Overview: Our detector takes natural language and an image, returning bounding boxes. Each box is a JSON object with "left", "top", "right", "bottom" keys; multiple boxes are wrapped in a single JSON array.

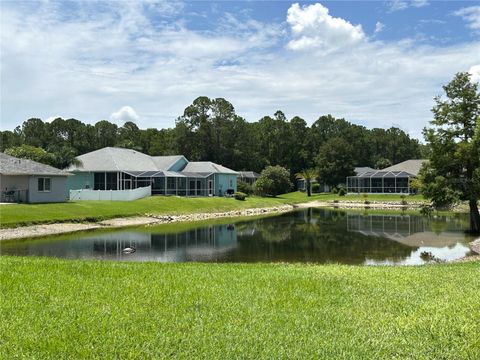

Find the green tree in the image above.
[
  {"left": 0, "top": 130, "right": 22, "bottom": 151},
  {"left": 295, "top": 169, "right": 318, "bottom": 197},
  {"left": 5, "top": 145, "right": 56, "bottom": 166},
  {"left": 374, "top": 158, "right": 392, "bottom": 169},
  {"left": 21, "top": 118, "right": 46, "bottom": 147},
  {"left": 420, "top": 72, "right": 480, "bottom": 233},
  {"left": 254, "top": 166, "right": 292, "bottom": 197},
  {"left": 316, "top": 137, "right": 355, "bottom": 187},
  {"left": 94, "top": 120, "right": 118, "bottom": 149}
]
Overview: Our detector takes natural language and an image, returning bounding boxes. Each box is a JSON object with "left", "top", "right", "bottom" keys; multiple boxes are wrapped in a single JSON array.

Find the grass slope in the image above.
[
  {"left": 0, "top": 192, "right": 424, "bottom": 228},
  {"left": 1, "top": 257, "right": 478, "bottom": 359}
]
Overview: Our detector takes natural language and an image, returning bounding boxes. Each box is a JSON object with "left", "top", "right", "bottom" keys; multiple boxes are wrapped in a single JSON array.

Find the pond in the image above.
[{"left": 1, "top": 208, "right": 475, "bottom": 265}]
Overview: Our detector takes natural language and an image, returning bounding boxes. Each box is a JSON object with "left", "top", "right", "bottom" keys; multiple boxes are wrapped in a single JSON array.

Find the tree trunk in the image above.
[
  {"left": 469, "top": 199, "right": 480, "bottom": 234},
  {"left": 307, "top": 180, "right": 311, "bottom": 197}
]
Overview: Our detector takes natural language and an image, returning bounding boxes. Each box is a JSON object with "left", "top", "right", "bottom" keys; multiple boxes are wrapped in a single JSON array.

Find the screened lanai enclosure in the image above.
[
  {"left": 93, "top": 171, "right": 216, "bottom": 196},
  {"left": 346, "top": 170, "right": 414, "bottom": 194}
]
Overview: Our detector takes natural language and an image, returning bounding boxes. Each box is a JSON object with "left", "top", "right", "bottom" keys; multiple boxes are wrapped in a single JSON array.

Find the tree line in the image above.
[{"left": 0, "top": 96, "right": 424, "bottom": 185}]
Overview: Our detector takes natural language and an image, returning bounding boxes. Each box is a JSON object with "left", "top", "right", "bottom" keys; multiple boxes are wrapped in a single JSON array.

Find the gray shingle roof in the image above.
[
  {"left": 354, "top": 167, "right": 376, "bottom": 176},
  {"left": 67, "top": 147, "right": 238, "bottom": 175},
  {"left": 382, "top": 159, "right": 427, "bottom": 176},
  {"left": 67, "top": 147, "right": 186, "bottom": 172},
  {"left": 152, "top": 155, "right": 186, "bottom": 170},
  {"left": 182, "top": 161, "right": 238, "bottom": 174},
  {"left": 0, "top": 153, "right": 70, "bottom": 176}
]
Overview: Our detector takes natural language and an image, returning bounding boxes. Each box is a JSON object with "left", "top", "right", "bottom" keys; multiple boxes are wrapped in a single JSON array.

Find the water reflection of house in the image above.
[
  {"left": 346, "top": 214, "right": 466, "bottom": 247},
  {"left": 90, "top": 225, "right": 238, "bottom": 262}
]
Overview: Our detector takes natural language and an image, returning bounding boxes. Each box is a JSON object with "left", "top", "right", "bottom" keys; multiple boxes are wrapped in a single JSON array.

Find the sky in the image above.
[{"left": 1, "top": 0, "right": 479, "bottom": 139}]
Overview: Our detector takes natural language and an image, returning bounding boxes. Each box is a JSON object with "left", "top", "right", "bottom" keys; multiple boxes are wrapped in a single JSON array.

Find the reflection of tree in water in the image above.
[
  {"left": 233, "top": 208, "right": 413, "bottom": 264},
  {"left": 429, "top": 218, "right": 449, "bottom": 235}
]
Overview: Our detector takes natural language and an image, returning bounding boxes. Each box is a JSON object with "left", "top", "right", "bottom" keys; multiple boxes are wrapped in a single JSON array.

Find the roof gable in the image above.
[
  {"left": 68, "top": 147, "right": 158, "bottom": 172},
  {"left": 382, "top": 159, "right": 427, "bottom": 176},
  {"left": 183, "top": 161, "right": 238, "bottom": 174},
  {"left": 0, "top": 153, "right": 70, "bottom": 176}
]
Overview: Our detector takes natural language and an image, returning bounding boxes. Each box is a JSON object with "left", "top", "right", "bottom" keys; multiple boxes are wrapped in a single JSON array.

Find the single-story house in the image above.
[
  {"left": 0, "top": 153, "right": 71, "bottom": 203},
  {"left": 346, "top": 159, "right": 426, "bottom": 194},
  {"left": 237, "top": 171, "right": 260, "bottom": 185},
  {"left": 66, "top": 147, "right": 238, "bottom": 197}
]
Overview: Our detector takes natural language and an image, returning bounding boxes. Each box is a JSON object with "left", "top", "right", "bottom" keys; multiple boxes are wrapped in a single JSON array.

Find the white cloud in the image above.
[
  {"left": 1, "top": 1, "right": 479, "bottom": 141},
  {"left": 375, "top": 21, "right": 385, "bottom": 34},
  {"left": 454, "top": 6, "right": 480, "bottom": 30},
  {"left": 469, "top": 65, "right": 480, "bottom": 83},
  {"left": 388, "top": 0, "right": 429, "bottom": 12},
  {"left": 286, "top": 3, "right": 365, "bottom": 51},
  {"left": 110, "top": 106, "right": 139, "bottom": 123}
]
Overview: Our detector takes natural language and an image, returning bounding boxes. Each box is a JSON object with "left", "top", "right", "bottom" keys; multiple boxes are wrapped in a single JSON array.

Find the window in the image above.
[
  {"left": 94, "top": 173, "right": 105, "bottom": 190},
  {"left": 38, "top": 177, "right": 51, "bottom": 192}
]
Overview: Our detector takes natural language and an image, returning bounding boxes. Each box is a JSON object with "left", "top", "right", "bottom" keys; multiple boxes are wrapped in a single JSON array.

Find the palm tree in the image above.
[{"left": 295, "top": 169, "right": 318, "bottom": 197}]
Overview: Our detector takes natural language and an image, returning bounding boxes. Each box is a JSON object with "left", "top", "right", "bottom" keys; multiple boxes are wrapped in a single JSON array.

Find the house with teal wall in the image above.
[{"left": 66, "top": 147, "right": 238, "bottom": 197}]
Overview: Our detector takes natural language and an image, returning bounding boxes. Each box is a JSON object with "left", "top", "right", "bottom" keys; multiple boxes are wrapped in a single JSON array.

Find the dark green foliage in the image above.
[
  {"left": 311, "top": 183, "right": 320, "bottom": 193},
  {"left": 255, "top": 166, "right": 292, "bottom": 197},
  {"left": 420, "top": 204, "right": 434, "bottom": 216},
  {"left": 375, "top": 157, "right": 392, "bottom": 169},
  {"left": 316, "top": 137, "right": 355, "bottom": 187},
  {"left": 234, "top": 192, "right": 247, "bottom": 201},
  {"left": 338, "top": 187, "right": 347, "bottom": 196},
  {"left": 237, "top": 180, "right": 253, "bottom": 195},
  {"left": 420, "top": 72, "right": 480, "bottom": 232}
]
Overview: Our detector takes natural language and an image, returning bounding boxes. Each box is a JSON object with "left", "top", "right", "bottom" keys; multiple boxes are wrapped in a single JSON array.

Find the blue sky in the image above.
[{"left": 1, "top": 1, "right": 479, "bottom": 139}]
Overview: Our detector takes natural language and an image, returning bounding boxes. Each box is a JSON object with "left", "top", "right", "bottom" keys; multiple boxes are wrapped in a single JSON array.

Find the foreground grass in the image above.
[
  {"left": 1, "top": 257, "right": 478, "bottom": 359},
  {"left": 0, "top": 192, "right": 424, "bottom": 228}
]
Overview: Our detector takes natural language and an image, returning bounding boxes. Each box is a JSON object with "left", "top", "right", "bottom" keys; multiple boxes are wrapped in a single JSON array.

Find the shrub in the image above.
[
  {"left": 331, "top": 187, "right": 338, "bottom": 194},
  {"left": 420, "top": 204, "right": 434, "bottom": 216},
  {"left": 254, "top": 166, "right": 292, "bottom": 197},
  {"left": 311, "top": 183, "right": 320, "bottom": 193},
  {"left": 237, "top": 180, "right": 253, "bottom": 195},
  {"left": 234, "top": 192, "right": 246, "bottom": 201},
  {"left": 338, "top": 187, "right": 347, "bottom": 196}
]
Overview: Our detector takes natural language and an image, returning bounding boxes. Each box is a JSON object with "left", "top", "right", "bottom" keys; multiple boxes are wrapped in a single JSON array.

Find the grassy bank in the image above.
[
  {"left": 0, "top": 257, "right": 478, "bottom": 359},
  {"left": 0, "top": 192, "right": 424, "bottom": 228}
]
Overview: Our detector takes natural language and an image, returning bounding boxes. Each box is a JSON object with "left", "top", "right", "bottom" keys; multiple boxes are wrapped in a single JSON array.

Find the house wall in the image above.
[
  {"left": 0, "top": 174, "right": 30, "bottom": 191},
  {"left": 28, "top": 175, "right": 68, "bottom": 203},
  {"left": 168, "top": 157, "right": 188, "bottom": 172},
  {"left": 215, "top": 174, "right": 237, "bottom": 196},
  {"left": 67, "top": 172, "right": 94, "bottom": 191}
]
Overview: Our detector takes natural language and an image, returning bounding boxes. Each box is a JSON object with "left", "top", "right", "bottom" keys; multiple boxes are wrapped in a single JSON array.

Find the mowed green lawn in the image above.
[
  {"left": 0, "top": 257, "right": 478, "bottom": 359},
  {"left": 0, "top": 192, "right": 424, "bottom": 227}
]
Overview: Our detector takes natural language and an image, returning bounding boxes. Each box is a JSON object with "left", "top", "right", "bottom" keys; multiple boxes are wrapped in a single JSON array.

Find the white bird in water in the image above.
[{"left": 122, "top": 246, "right": 136, "bottom": 254}]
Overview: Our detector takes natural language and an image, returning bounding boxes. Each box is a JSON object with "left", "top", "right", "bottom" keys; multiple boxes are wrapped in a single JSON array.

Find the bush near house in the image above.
[
  {"left": 254, "top": 166, "right": 292, "bottom": 197},
  {"left": 234, "top": 192, "right": 247, "bottom": 201},
  {"left": 237, "top": 180, "right": 253, "bottom": 195},
  {"left": 311, "top": 183, "right": 320, "bottom": 193}
]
